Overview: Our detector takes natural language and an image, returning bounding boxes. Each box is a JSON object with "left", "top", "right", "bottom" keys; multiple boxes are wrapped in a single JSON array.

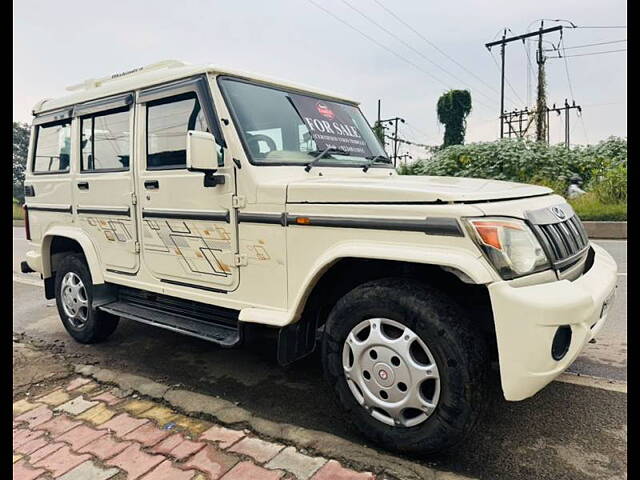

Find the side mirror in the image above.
[
  {"left": 186, "top": 130, "right": 226, "bottom": 187},
  {"left": 187, "top": 130, "right": 217, "bottom": 171}
]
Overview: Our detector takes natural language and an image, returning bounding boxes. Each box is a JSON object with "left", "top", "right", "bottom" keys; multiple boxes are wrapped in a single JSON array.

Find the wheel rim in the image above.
[
  {"left": 342, "top": 318, "right": 441, "bottom": 428},
  {"left": 61, "top": 272, "right": 89, "bottom": 328}
]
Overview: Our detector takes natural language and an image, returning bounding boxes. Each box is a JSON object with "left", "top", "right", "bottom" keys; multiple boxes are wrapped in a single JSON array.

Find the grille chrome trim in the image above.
[{"left": 526, "top": 203, "right": 590, "bottom": 270}]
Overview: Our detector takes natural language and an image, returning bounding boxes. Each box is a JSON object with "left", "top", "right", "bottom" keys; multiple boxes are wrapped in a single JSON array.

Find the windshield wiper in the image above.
[
  {"left": 304, "top": 147, "right": 350, "bottom": 172},
  {"left": 362, "top": 154, "right": 392, "bottom": 172}
]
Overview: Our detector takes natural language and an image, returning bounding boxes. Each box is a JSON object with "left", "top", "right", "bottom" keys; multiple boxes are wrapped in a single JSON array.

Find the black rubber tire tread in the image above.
[
  {"left": 55, "top": 254, "right": 119, "bottom": 344},
  {"left": 321, "top": 277, "right": 489, "bottom": 455}
]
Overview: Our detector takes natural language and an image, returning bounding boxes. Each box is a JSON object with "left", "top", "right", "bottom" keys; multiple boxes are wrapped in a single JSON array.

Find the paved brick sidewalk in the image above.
[{"left": 14, "top": 376, "right": 377, "bottom": 480}]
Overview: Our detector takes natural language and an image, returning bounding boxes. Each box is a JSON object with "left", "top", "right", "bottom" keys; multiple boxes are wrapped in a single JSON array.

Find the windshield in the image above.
[{"left": 218, "top": 77, "right": 387, "bottom": 166}]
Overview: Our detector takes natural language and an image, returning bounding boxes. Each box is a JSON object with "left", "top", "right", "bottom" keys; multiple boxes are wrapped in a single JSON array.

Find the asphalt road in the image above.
[{"left": 12, "top": 228, "right": 627, "bottom": 480}]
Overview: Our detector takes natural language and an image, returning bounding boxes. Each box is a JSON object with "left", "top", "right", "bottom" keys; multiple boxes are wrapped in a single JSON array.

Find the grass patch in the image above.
[
  {"left": 569, "top": 193, "right": 627, "bottom": 221},
  {"left": 13, "top": 202, "right": 24, "bottom": 220}
]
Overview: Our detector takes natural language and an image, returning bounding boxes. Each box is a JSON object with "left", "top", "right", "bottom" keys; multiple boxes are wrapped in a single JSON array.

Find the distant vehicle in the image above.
[{"left": 21, "top": 60, "right": 617, "bottom": 454}]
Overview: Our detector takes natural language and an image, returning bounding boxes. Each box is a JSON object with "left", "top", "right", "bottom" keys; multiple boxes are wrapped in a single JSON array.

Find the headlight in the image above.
[{"left": 465, "top": 217, "right": 550, "bottom": 279}]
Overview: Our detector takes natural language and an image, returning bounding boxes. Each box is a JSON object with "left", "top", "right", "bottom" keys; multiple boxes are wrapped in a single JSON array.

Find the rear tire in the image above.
[
  {"left": 55, "top": 254, "right": 119, "bottom": 344},
  {"left": 321, "top": 277, "right": 488, "bottom": 454}
]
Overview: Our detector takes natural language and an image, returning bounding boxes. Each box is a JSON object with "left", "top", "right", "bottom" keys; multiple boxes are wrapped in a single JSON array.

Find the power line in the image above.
[
  {"left": 340, "top": 0, "right": 499, "bottom": 105},
  {"left": 548, "top": 39, "right": 626, "bottom": 51},
  {"left": 487, "top": 49, "right": 525, "bottom": 107},
  {"left": 571, "top": 25, "right": 627, "bottom": 29},
  {"left": 581, "top": 101, "right": 626, "bottom": 107},
  {"left": 559, "top": 35, "right": 589, "bottom": 144},
  {"left": 522, "top": 40, "right": 535, "bottom": 106},
  {"left": 305, "top": 0, "right": 496, "bottom": 112},
  {"left": 384, "top": 133, "right": 432, "bottom": 148},
  {"left": 404, "top": 121, "right": 438, "bottom": 143},
  {"left": 552, "top": 48, "right": 627, "bottom": 58},
  {"left": 369, "top": 0, "right": 505, "bottom": 101}
]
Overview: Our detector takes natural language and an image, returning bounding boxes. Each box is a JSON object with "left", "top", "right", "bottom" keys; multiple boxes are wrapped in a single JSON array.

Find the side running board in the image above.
[{"left": 99, "top": 297, "right": 241, "bottom": 347}]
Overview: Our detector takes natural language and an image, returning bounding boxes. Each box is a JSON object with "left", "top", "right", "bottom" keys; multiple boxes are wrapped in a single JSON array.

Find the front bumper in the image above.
[{"left": 488, "top": 242, "right": 618, "bottom": 401}]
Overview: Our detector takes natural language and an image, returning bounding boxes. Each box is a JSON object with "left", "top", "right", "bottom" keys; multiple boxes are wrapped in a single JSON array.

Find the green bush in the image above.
[
  {"left": 13, "top": 202, "right": 24, "bottom": 220},
  {"left": 408, "top": 137, "right": 626, "bottom": 188},
  {"left": 590, "top": 163, "right": 627, "bottom": 204},
  {"left": 569, "top": 193, "right": 627, "bottom": 221},
  {"left": 402, "top": 137, "right": 626, "bottom": 220}
]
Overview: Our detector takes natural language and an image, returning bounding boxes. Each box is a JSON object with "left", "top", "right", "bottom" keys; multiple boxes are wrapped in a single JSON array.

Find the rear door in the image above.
[
  {"left": 135, "top": 76, "right": 238, "bottom": 292},
  {"left": 25, "top": 111, "right": 74, "bottom": 242},
  {"left": 73, "top": 94, "right": 139, "bottom": 273}
]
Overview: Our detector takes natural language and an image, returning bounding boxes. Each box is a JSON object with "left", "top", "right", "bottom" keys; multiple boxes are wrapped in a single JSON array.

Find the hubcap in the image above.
[
  {"left": 60, "top": 272, "right": 89, "bottom": 328},
  {"left": 342, "top": 318, "right": 440, "bottom": 428}
]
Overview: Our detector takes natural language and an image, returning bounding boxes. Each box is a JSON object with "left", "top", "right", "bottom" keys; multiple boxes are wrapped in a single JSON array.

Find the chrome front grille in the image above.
[{"left": 526, "top": 204, "right": 590, "bottom": 270}]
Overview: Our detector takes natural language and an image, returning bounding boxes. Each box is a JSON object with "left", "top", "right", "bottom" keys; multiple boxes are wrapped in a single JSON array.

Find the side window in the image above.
[
  {"left": 146, "top": 93, "right": 208, "bottom": 170},
  {"left": 81, "top": 108, "right": 130, "bottom": 171},
  {"left": 33, "top": 121, "right": 71, "bottom": 173}
]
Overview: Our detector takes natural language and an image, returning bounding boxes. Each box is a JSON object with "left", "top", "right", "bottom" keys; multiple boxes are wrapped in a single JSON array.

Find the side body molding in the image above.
[{"left": 41, "top": 226, "right": 105, "bottom": 284}]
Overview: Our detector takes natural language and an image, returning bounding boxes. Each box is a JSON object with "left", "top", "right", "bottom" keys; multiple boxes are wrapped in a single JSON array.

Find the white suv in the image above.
[{"left": 22, "top": 60, "right": 617, "bottom": 454}]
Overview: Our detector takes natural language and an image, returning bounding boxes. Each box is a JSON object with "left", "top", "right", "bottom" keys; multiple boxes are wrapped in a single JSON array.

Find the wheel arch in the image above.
[
  {"left": 41, "top": 226, "right": 104, "bottom": 285},
  {"left": 291, "top": 242, "right": 496, "bottom": 323},
  {"left": 277, "top": 244, "right": 498, "bottom": 366}
]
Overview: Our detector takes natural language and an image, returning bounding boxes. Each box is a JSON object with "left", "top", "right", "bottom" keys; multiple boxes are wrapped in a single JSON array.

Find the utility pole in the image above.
[
  {"left": 502, "top": 107, "right": 534, "bottom": 139},
  {"left": 485, "top": 24, "right": 563, "bottom": 140},
  {"left": 500, "top": 29, "right": 506, "bottom": 138},
  {"left": 535, "top": 21, "right": 547, "bottom": 142},
  {"left": 372, "top": 99, "right": 388, "bottom": 148},
  {"left": 560, "top": 99, "right": 582, "bottom": 148},
  {"left": 564, "top": 100, "right": 569, "bottom": 148},
  {"left": 379, "top": 116, "right": 405, "bottom": 167}
]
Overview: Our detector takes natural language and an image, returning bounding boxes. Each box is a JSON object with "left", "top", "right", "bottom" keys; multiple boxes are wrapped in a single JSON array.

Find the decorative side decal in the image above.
[
  {"left": 142, "top": 220, "right": 233, "bottom": 276},
  {"left": 84, "top": 217, "right": 133, "bottom": 243}
]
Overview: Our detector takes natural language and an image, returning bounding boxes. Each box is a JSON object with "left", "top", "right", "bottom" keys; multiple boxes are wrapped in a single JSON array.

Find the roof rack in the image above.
[{"left": 65, "top": 60, "right": 189, "bottom": 92}]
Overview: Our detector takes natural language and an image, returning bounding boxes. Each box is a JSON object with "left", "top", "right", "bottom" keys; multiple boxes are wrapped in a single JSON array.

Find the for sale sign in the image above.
[{"left": 288, "top": 94, "right": 372, "bottom": 157}]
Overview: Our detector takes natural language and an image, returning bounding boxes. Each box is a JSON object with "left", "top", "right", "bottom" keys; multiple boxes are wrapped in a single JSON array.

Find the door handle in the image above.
[
  {"left": 144, "top": 180, "right": 159, "bottom": 190},
  {"left": 77, "top": 182, "right": 89, "bottom": 190}
]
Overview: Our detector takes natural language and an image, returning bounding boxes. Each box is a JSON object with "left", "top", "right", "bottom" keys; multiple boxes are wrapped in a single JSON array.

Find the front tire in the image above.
[
  {"left": 55, "top": 254, "right": 119, "bottom": 344},
  {"left": 321, "top": 278, "right": 488, "bottom": 454}
]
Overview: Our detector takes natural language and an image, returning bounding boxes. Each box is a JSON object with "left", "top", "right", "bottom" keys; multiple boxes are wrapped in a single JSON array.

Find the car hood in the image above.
[{"left": 285, "top": 175, "right": 552, "bottom": 203}]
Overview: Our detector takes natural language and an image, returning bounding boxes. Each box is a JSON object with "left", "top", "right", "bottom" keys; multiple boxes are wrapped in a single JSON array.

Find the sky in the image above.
[{"left": 13, "top": 0, "right": 626, "bottom": 160}]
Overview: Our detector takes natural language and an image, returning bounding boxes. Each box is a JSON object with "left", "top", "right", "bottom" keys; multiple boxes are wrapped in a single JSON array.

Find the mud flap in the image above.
[{"left": 277, "top": 314, "right": 318, "bottom": 366}]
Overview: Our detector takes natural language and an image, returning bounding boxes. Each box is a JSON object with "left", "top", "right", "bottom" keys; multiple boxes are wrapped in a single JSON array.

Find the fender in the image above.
[
  {"left": 239, "top": 240, "right": 498, "bottom": 329},
  {"left": 289, "top": 240, "right": 497, "bottom": 322},
  {"left": 264, "top": 240, "right": 498, "bottom": 366},
  {"left": 41, "top": 226, "right": 105, "bottom": 284}
]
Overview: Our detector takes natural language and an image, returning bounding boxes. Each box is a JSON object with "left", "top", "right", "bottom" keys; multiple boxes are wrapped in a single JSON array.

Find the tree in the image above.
[
  {"left": 372, "top": 121, "right": 386, "bottom": 147},
  {"left": 13, "top": 122, "right": 30, "bottom": 203},
  {"left": 436, "top": 90, "right": 472, "bottom": 147}
]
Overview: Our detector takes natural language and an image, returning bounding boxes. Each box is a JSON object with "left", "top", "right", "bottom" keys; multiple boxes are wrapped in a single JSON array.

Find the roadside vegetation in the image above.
[
  {"left": 399, "top": 137, "right": 627, "bottom": 221},
  {"left": 13, "top": 122, "right": 30, "bottom": 216},
  {"left": 13, "top": 198, "right": 24, "bottom": 220}
]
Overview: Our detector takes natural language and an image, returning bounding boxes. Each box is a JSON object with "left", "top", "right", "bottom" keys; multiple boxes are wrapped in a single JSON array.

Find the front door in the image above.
[{"left": 135, "top": 77, "right": 238, "bottom": 292}]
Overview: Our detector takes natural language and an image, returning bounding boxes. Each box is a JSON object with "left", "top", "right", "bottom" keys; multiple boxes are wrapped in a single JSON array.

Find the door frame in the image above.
[
  {"left": 134, "top": 75, "right": 239, "bottom": 292},
  {"left": 71, "top": 92, "right": 140, "bottom": 274}
]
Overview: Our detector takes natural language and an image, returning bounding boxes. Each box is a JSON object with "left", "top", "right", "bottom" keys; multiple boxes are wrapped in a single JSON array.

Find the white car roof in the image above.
[{"left": 33, "top": 60, "right": 359, "bottom": 115}]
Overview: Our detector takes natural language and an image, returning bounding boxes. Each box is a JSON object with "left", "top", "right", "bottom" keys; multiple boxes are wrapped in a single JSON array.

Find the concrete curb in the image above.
[
  {"left": 13, "top": 219, "right": 25, "bottom": 227},
  {"left": 584, "top": 221, "right": 627, "bottom": 239},
  {"left": 74, "top": 364, "right": 475, "bottom": 480}
]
